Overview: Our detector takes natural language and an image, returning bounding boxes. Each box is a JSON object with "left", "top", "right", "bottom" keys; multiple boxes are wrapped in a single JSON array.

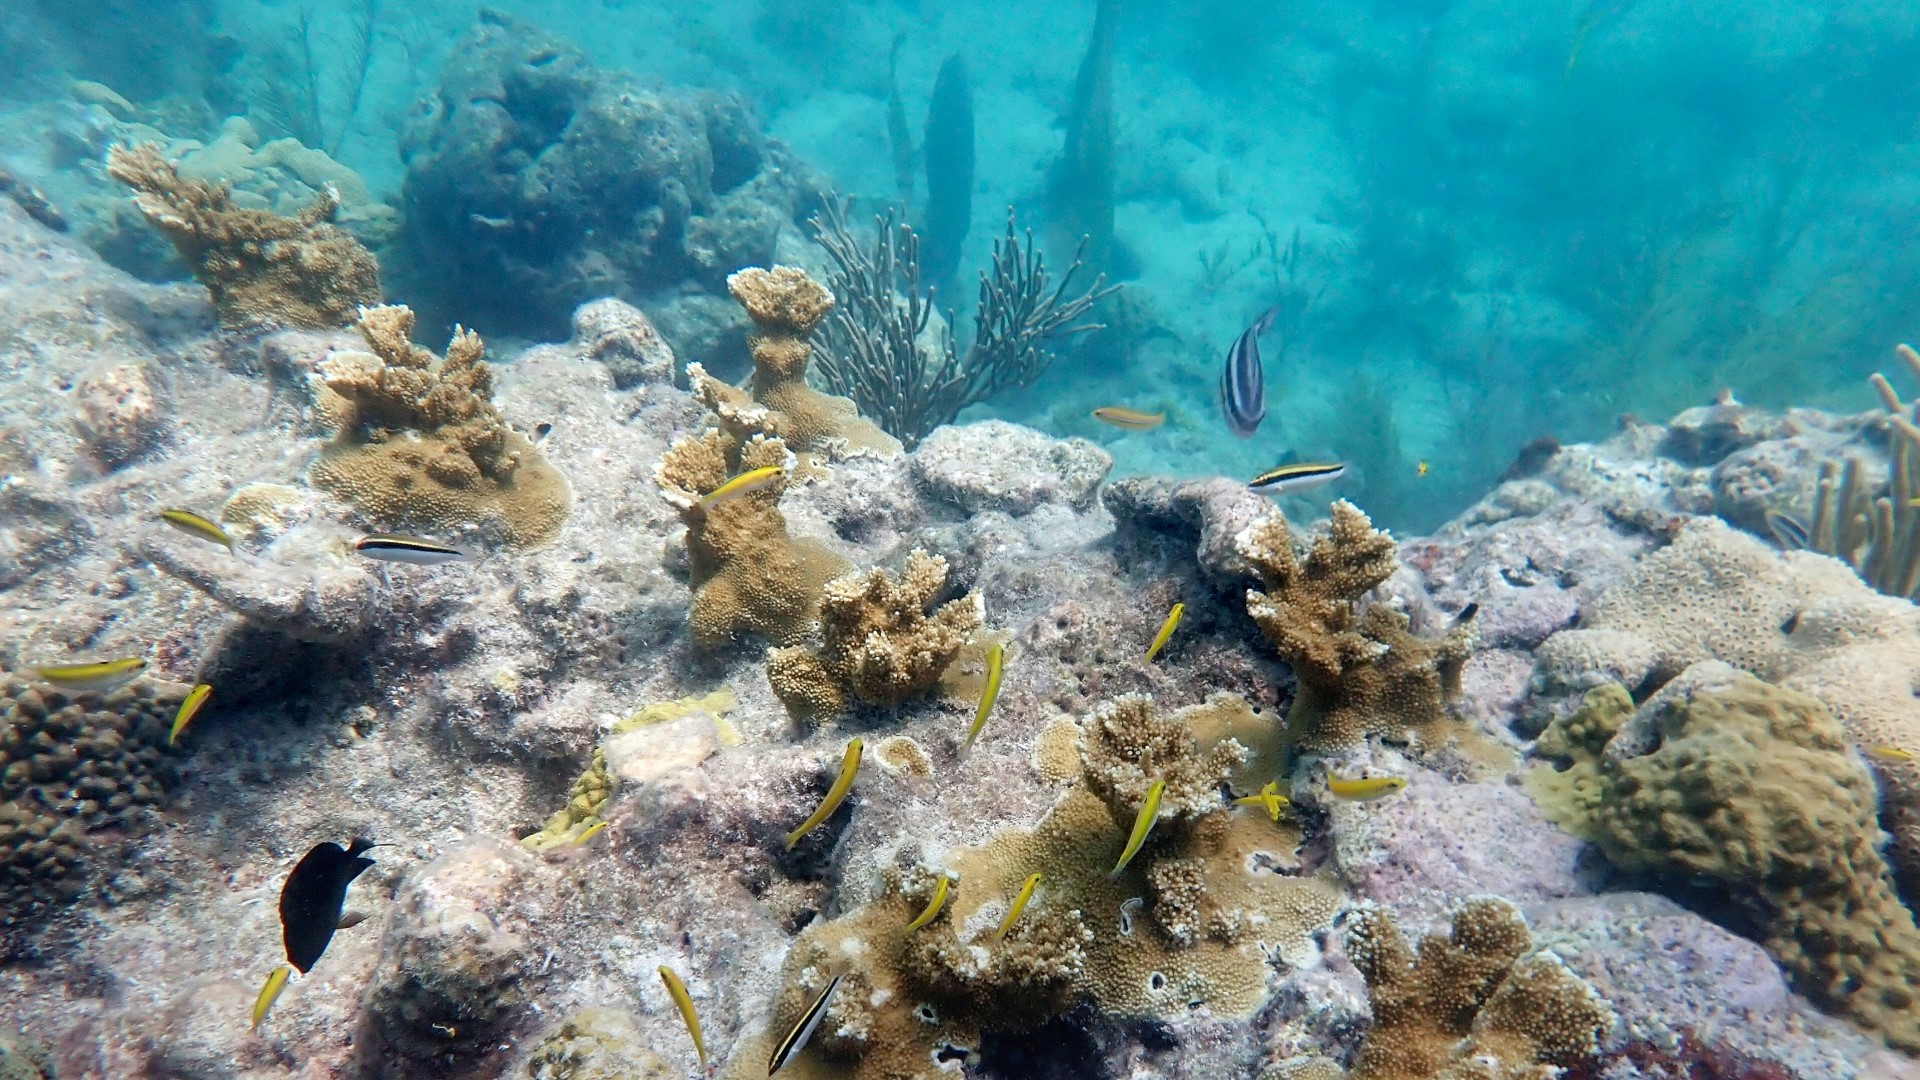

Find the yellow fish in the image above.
[
  {"left": 699, "top": 465, "right": 784, "bottom": 511},
  {"left": 1091, "top": 406, "right": 1166, "bottom": 430},
  {"left": 1327, "top": 773, "right": 1407, "bottom": 802},
  {"left": 657, "top": 965, "right": 707, "bottom": 1069},
  {"left": 36, "top": 657, "right": 147, "bottom": 693},
  {"left": 161, "top": 508, "right": 234, "bottom": 552},
  {"left": 169, "top": 683, "right": 212, "bottom": 745},
  {"left": 1109, "top": 779, "right": 1165, "bottom": 878},
  {"left": 1144, "top": 603, "right": 1183, "bottom": 663},
  {"left": 784, "top": 738, "right": 862, "bottom": 850},
  {"left": 574, "top": 820, "right": 610, "bottom": 846},
  {"left": 995, "top": 872, "right": 1042, "bottom": 939},
  {"left": 905, "top": 874, "right": 951, "bottom": 932},
  {"left": 1416, "top": 460, "right": 1429, "bottom": 478},
  {"left": 964, "top": 642, "right": 1004, "bottom": 753},
  {"left": 1869, "top": 745, "right": 1915, "bottom": 762},
  {"left": 250, "top": 964, "right": 293, "bottom": 1031},
  {"left": 1232, "top": 779, "right": 1290, "bottom": 822}
]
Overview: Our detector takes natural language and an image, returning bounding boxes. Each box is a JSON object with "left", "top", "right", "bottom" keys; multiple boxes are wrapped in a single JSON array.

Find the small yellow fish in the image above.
[
  {"left": 35, "top": 657, "right": 147, "bottom": 693},
  {"left": 574, "top": 820, "right": 610, "bottom": 846},
  {"left": 1109, "top": 779, "right": 1165, "bottom": 878},
  {"left": 905, "top": 874, "right": 951, "bottom": 932},
  {"left": 1327, "top": 773, "right": 1407, "bottom": 802},
  {"left": 1417, "top": 460, "right": 1429, "bottom": 477},
  {"left": 658, "top": 965, "right": 707, "bottom": 1069},
  {"left": 250, "top": 964, "right": 293, "bottom": 1031},
  {"left": 964, "top": 642, "right": 1004, "bottom": 753},
  {"left": 169, "top": 683, "right": 212, "bottom": 745},
  {"left": 1092, "top": 406, "right": 1166, "bottom": 430},
  {"left": 995, "top": 872, "right": 1042, "bottom": 939},
  {"left": 1869, "top": 745, "right": 1916, "bottom": 762},
  {"left": 699, "top": 465, "right": 785, "bottom": 511},
  {"left": 784, "top": 738, "right": 862, "bottom": 850},
  {"left": 1232, "top": 779, "right": 1290, "bottom": 822},
  {"left": 1144, "top": 603, "right": 1183, "bottom": 663},
  {"left": 161, "top": 508, "right": 234, "bottom": 552}
]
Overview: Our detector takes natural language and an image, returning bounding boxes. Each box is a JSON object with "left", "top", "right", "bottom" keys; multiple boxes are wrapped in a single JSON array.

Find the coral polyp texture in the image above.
[
  {"left": 309, "top": 304, "right": 571, "bottom": 546},
  {"left": 1527, "top": 664, "right": 1920, "bottom": 1051},
  {"left": 105, "top": 142, "right": 380, "bottom": 332},
  {"left": 1338, "top": 897, "right": 1613, "bottom": 1080},
  {"left": 1239, "top": 500, "right": 1474, "bottom": 753},
  {"left": 766, "top": 549, "right": 981, "bottom": 722}
]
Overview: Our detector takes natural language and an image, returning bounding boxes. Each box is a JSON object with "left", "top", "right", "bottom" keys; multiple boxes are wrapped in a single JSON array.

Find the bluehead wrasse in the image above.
[
  {"left": 250, "top": 964, "right": 293, "bottom": 1031},
  {"left": 353, "top": 534, "right": 468, "bottom": 565},
  {"left": 995, "top": 872, "right": 1042, "bottom": 938},
  {"left": 658, "top": 965, "right": 708, "bottom": 1068},
  {"left": 1143, "top": 603, "right": 1183, "bottom": 663},
  {"left": 1869, "top": 745, "right": 1916, "bottom": 762},
  {"left": 169, "top": 683, "right": 212, "bottom": 744},
  {"left": 574, "top": 820, "right": 610, "bottom": 846},
  {"left": 1092, "top": 406, "right": 1166, "bottom": 430},
  {"left": 699, "top": 465, "right": 785, "bottom": 511},
  {"left": 161, "top": 508, "right": 234, "bottom": 552},
  {"left": 35, "top": 657, "right": 147, "bottom": 693},
  {"left": 964, "top": 643, "right": 1004, "bottom": 752},
  {"left": 1327, "top": 773, "right": 1407, "bottom": 802},
  {"left": 1232, "top": 780, "right": 1290, "bottom": 822},
  {"left": 784, "top": 738, "right": 862, "bottom": 850},
  {"left": 1118, "top": 896, "right": 1143, "bottom": 936},
  {"left": 768, "top": 972, "right": 843, "bottom": 1075},
  {"left": 1249, "top": 462, "right": 1348, "bottom": 495},
  {"left": 1109, "top": 780, "right": 1165, "bottom": 878},
  {"left": 1767, "top": 510, "right": 1811, "bottom": 550},
  {"left": 905, "top": 874, "right": 951, "bottom": 932},
  {"left": 1220, "top": 305, "right": 1280, "bottom": 438}
]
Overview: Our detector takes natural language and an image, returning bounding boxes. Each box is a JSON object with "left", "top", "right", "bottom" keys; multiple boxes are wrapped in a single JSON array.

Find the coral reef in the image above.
[
  {"left": 1339, "top": 897, "right": 1613, "bottom": 1079},
  {"left": 105, "top": 143, "right": 380, "bottom": 333},
  {"left": 518, "top": 1007, "right": 675, "bottom": 1079},
  {"left": 1526, "top": 663, "right": 1920, "bottom": 1050},
  {"left": 1240, "top": 501, "right": 1474, "bottom": 753},
  {"left": 0, "top": 1027, "right": 53, "bottom": 1080},
  {"left": 142, "top": 533, "right": 378, "bottom": 644},
  {"left": 1104, "top": 475, "right": 1272, "bottom": 593},
  {"left": 912, "top": 420, "right": 1113, "bottom": 515},
  {"left": 71, "top": 360, "right": 168, "bottom": 468},
  {"left": 309, "top": 304, "right": 571, "bottom": 547},
  {"left": 766, "top": 550, "right": 980, "bottom": 722}
]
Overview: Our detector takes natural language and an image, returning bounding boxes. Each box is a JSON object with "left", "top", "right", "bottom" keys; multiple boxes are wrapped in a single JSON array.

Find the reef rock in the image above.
[{"left": 911, "top": 419, "right": 1112, "bottom": 515}]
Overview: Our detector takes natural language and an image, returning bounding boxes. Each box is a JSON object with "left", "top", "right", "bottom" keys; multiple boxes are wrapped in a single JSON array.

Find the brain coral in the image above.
[
  {"left": 309, "top": 304, "right": 570, "bottom": 547},
  {"left": 1527, "top": 663, "right": 1920, "bottom": 1051},
  {"left": 1239, "top": 501, "right": 1474, "bottom": 754}
]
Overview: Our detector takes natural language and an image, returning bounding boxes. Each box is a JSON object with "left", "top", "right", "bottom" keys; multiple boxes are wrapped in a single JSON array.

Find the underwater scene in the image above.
[{"left": 6, "top": 0, "right": 1920, "bottom": 1077}]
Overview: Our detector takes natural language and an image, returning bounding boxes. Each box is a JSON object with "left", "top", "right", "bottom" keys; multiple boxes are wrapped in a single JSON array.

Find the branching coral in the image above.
[
  {"left": 1341, "top": 897, "right": 1613, "bottom": 1080},
  {"left": 1239, "top": 501, "right": 1474, "bottom": 753},
  {"left": 1526, "top": 664, "right": 1920, "bottom": 1050},
  {"left": 106, "top": 142, "right": 379, "bottom": 332},
  {"left": 766, "top": 550, "right": 981, "bottom": 723},
  {"left": 309, "top": 304, "right": 571, "bottom": 547}
]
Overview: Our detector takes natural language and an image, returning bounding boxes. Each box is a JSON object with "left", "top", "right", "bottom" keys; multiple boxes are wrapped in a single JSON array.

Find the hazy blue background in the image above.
[{"left": 5, "top": 0, "right": 1918, "bottom": 531}]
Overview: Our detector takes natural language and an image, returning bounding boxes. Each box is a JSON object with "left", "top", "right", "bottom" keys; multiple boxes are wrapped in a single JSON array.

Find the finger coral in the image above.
[
  {"left": 106, "top": 143, "right": 380, "bottom": 333},
  {"left": 309, "top": 304, "right": 571, "bottom": 547},
  {"left": 1341, "top": 897, "right": 1612, "bottom": 1080},
  {"left": 1239, "top": 501, "right": 1474, "bottom": 753},
  {"left": 766, "top": 550, "right": 981, "bottom": 723},
  {"left": 1526, "top": 663, "right": 1920, "bottom": 1051}
]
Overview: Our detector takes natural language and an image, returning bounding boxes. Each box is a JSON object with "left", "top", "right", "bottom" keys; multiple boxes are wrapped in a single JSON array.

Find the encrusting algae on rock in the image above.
[{"left": 310, "top": 304, "right": 571, "bottom": 547}]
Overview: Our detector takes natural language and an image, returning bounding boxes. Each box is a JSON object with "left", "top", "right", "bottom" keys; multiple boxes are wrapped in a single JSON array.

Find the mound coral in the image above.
[
  {"left": 309, "top": 304, "right": 571, "bottom": 547},
  {"left": 722, "top": 693, "right": 1341, "bottom": 1079},
  {"left": 766, "top": 550, "right": 981, "bottom": 723},
  {"left": 1338, "top": 897, "right": 1613, "bottom": 1079},
  {"left": 1526, "top": 664, "right": 1920, "bottom": 1050},
  {"left": 1240, "top": 501, "right": 1474, "bottom": 753},
  {"left": 106, "top": 142, "right": 380, "bottom": 332}
]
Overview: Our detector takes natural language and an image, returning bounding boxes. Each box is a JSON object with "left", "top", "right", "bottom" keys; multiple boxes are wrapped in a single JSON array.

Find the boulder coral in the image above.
[
  {"left": 766, "top": 550, "right": 981, "bottom": 723},
  {"left": 106, "top": 143, "right": 380, "bottom": 333},
  {"left": 1239, "top": 501, "right": 1475, "bottom": 753},
  {"left": 1526, "top": 663, "right": 1920, "bottom": 1051},
  {"left": 309, "top": 304, "right": 571, "bottom": 547}
]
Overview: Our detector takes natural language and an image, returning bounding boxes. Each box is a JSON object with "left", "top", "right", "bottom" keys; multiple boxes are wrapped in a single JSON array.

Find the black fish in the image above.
[
  {"left": 280, "top": 838, "right": 376, "bottom": 974},
  {"left": 1220, "top": 305, "right": 1281, "bottom": 438}
]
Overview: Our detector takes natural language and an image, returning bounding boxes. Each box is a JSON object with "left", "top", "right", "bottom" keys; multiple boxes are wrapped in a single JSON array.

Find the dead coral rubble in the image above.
[
  {"left": 106, "top": 143, "right": 379, "bottom": 332},
  {"left": 1239, "top": 500, "right": 1474, "bottom": 753}
]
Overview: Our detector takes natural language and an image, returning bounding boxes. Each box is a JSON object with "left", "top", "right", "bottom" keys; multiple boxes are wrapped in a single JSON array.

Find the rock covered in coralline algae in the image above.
[
  {"left": 72, "top": 360, "right": 168, "bottom": 468},
  {"left": 0, "top": 1026, "right": 53, "bottom": 1080},
  {"left": 1103, "top": 474, "right": 1272, "bottom": 592},
  {"left": 911, "top": 419, "right": 1112, "bottom": 515}
]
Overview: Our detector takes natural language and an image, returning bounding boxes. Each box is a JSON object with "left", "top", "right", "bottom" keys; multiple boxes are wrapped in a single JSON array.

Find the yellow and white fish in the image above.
[
  {"left": 1327, "top": 773, "right": 1407, "bottom": 802},
  {"left": 35, "top": 658, "right": 147, "bottom": 693},
  {"left": 1109, "top": 780, "right": 1165, "bottom": 878},
  {"left": 1092, "top": 407, "right": 1166, "bottom": 430},
  {"left": 169, "top": 683, "right": 212, "bottom": 745},
  {"left": 699, "top": 465, "right": 785, "bottom": 511},
  {"left": 784, "top": 738, "right": 862, "bottom": 850},
  {"left": 161, "top": 509, "right": 235, "bottom": 553},
  {"left": 964, "top": 642, "right": 1004, "bottom": 753},
  {"left": 1144, "top": 603, "right": 1183, "bottom": 663}
]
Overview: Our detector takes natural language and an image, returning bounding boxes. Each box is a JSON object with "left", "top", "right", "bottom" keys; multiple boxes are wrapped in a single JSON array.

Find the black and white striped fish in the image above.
[{"left": 1219, "top": 305, "right": 1282, "bottom": 438}]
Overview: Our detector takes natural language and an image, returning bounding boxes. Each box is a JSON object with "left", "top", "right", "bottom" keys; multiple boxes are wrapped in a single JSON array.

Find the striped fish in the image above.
[
  {"left": 768, "top": 972, "right": 843, "bottom": 1075},
  {"left": 1219, "top": 305, "right": 1281, "bottom": 438},
  {"left": 1092, "top": 407, "right": 1165, "bottom": 430},
  {"left": 1249, "top": 462, "right": 1347, "bottom": 495},
  {"left": 353, "top": 534, "right": 469, "bottom": 565}
]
